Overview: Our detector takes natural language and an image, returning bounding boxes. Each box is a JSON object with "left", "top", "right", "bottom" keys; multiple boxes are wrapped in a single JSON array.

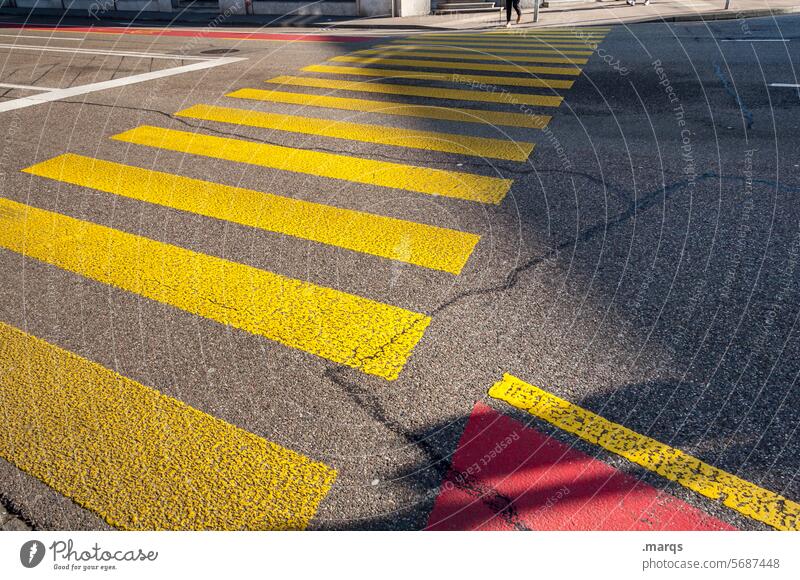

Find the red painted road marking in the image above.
[
  {"left": 0, "top": 24, "right": 375, "bottom": 43},
  {"left": 426, "top": 402, "right": 736, "bottom": 531}
]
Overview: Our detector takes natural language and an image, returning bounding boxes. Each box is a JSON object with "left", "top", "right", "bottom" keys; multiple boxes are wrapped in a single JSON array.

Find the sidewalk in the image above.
[
  {"left": 328, "top": 0, "right": 800, "bottom": 30},
  {"left": 3, "top": 0, "right": 798, "bottom": 30}
]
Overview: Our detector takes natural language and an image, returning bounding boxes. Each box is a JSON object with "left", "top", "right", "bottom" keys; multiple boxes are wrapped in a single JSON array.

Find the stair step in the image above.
[
  {"left": 437, "top": 2, "right": 497, "bottom": 7},
  {"left": 435, "top": 6, "right": 500, "bottom": 13}
]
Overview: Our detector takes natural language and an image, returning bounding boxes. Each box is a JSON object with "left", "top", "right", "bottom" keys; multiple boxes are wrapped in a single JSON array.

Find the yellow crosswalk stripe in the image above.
[
  {"left": 382, "top": 44, "right": 594, "bottom": 56},
  {"left": 481, "top": 29, "right": 610, "bottom": 34},
  {"left": 389, "top": 40, "right": 598, "bottom": 49},
  {"left": 489, "top": 373, "right": 800, "bottom": 531},
  {"left": 418, "top": 33, "right": 607, "bottom": 40},
  {"left": 0, "top": 197, "right": 431, "bottom": 380},
  {"left": 228, "top": 87, "right": 552, "bottom": 130},
  {"left": 303, "top": 64, "right": 575, "bottom": 90},
  {"left": 175, "top": 103, "right": 535, "bottom": 161},
  {"left": 267, "top": 76, "right": 563, "bottom": 107},
  {"left": 330, "top": 55, "right": 582, "bottom": 76},
  {"left": 0, "top": 320, "right": 336, "bottom": 530},
  {"left": 112, "top": 125, "right": 513, "bottom": 204},
  {"left": 351, "top": 48, "right": 589, "bottom": 65},
  {"left": 24, "top": 153, "right": 481, "bottom": 274}
]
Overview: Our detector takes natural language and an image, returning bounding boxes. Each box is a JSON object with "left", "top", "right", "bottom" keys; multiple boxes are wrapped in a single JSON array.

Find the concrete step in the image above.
[
  {"left": 435, "top": 1, "right": 499, "bottom": 14},
  {"left": 437, "top": 2, "right": 497, "bottom": 8}
]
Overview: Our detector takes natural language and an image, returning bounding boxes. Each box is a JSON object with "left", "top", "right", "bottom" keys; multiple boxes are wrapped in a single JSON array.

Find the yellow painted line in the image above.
[
  {"left": 417, "top": 34, "right": 607, "bottom": 40},
  {"left": 267, "top": 76, "right": 563, "bottom": 107},
  {"left": 175, "top": 103, "right": 534, "bottom": 162},
  {"left": 389, "top": 40, "right": 599, "bottom": 49},
  {"left": 0, "top": 197, "right": 431, "bottom": 380},
  {"left": 351, "top": 48, "right": 589, "bottom": 65},
  {"left": 0, "top": 321, "right": 336, "bottom": 530},
  {"left": 489, "top": 373, "right": 800, "bottom": 531},
  {"left": 303, "top": 64, "right": 575, "bottom": 90},
  {"left": 382, "top": 44, "right": 594, "bottom": 56},
  {"left": 228, "top": 87, "right": 552, "bottom": 130},
  {"left": 330, "top": 55, "right": 582, "bottom": 76},
  {"left": 24, "top": 153, "right": 480, "bottom": 274},
  {"left": 112, "top": 125, "right": 512, "bottom": 204}
]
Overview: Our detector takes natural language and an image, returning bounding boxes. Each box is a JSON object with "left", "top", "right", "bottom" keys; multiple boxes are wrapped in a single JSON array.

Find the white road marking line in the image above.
[
  {"left": 0, "top": 82, "right": 55, "bottom": 91},
  {"left": 0, "top": 57, "right": 244, "bottom": 113},
  {"left": 0, "top": 33, "right": 82, "bottom": 41},
  {"left": 0, "top": 43, "right": 214, "bottom": 61},
  {"left": 770, "top": 83, "right": 800, "bottom": 88}
]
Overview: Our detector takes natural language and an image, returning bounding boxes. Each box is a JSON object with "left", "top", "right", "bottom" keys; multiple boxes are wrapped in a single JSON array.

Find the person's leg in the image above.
[
  {"left": 514, "top": 0, "right": 521, "bottom": 23},
  {"left": 506, "top": 0, "right": 513, "bottom": 22}
]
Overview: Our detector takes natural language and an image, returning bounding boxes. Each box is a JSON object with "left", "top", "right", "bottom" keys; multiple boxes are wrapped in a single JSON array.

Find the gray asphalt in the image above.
[{"left": 0, "top": 14, "right": 798, "bottom": 531}]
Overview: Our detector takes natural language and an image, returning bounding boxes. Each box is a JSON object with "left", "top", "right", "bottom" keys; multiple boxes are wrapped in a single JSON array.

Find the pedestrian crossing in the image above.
[
  {"left": 2, "top": 26, "right": 610, "bottom": 529},
  {"left": 381, "top": 44, "right": 595, "bottom": 56},
  {"left": 302, "top": 64, "right": 577, "bottom": 89},
  {"left": 174, "top": 103, "right": 536, "bottom": 160},
  {"left": 24, "top": 154, "right": 480, "bottom": 273},
  {"left": 264, "top": 75, "right": 565, "bottom": 107},
  {"left": 0, "top": 321, "right": 337, "bottom": 531},
  {"left": 328, "top": 55, "right": 583, "bottom": 76},
  {"left": 227, "top": 88, "right": 553, "bottom": 129},
  {"left": 111, "top": 126, "right": 513, "bottom": 203},
  {"left": 350, "top": 48, "right": 590, "bottom": 65}
]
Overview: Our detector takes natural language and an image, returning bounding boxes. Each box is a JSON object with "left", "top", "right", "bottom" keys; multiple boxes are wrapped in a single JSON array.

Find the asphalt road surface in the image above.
[{"left": 0, "top": 14, "right": 798, "bottom": 532}]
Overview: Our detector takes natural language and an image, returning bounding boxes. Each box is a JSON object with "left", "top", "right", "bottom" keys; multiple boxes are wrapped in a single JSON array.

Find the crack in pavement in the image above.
[
  {"left": 323, "top": 169, "right": 799, "bottom": 528},
  {"left": 55, "top": 100, "right": 534, "bottom": 173}
]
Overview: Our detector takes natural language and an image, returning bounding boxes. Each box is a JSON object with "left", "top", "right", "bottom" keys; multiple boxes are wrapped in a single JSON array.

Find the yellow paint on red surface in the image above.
[
  {"left": 267, "top": 75, "right": 563, "bottom": 107},
  {"left": 351, "top": 48, "right": 589, "bottom": 65},
  {"left": 228, "top": 88, "right": 552, "bottom": 129},
  {"left": 112, "top": 125, "right": 512, "bottom": 204},
  {"left": 0, "top": 197, "right": 430, "bottom": 380},
  {"left": 23, "top": 153, "right": 480, "bottom": 274},
  {"left": 489, "top": 373, "right": 800, "bottom": 531},
  {"left": 303, "top": 64, "right": 575, "bottom": 90},
  {"left": 0, "top": 320, "right": 336, "bottom": 530},
  {"left": 330, "top": 55, "right": 583, "bottom": 76},
  {"left": 175, "top": 103, "right": 535, "bottom": 161}
]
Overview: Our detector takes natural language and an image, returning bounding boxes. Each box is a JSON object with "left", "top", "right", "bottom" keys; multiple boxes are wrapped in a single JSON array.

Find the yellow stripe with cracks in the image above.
[
  {"left": 23, "top": 153, "right": 480, "bottom": 274},
  {"left": 350, "top": 49, "right": 589, "bottom": 65},
  {"left": 267, "top": 76, "right": 563, "bottom": 108},
  {"left": 0, "top": 320, "right": 336, "bottom": 530},
  {"left": 489, "top": 373, "right": 800, "bottom": 531},
  {"left": 330, "top": 55, "right": 583, "bottom": 76},
  {"left": 112, "top": 125, "right": 512, "bottom": 204},
  {"left": 379, "top": 45, "right": 594, "bottom": 56},
  {"left": 0, "top": 197, "right": 430, "bottom": 380},
  {"left": 303, "top": 64, "right": 575, "bottom": 90},
  {"left": 175, "top": 103, "right": 535, "bottom": 161},
  {"left": 228, "top": 88, "right": 552, "bottom": 130}
]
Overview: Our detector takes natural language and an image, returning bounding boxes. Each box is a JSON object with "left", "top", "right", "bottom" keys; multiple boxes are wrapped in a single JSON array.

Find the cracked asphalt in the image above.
[{"left": 0, "top": 14, "right": 798, "bottom": 531}]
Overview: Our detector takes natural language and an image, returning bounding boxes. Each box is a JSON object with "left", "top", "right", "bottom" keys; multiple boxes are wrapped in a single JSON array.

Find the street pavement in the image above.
[{"left": 0, "top": 14, "right": 798, "bottom": 531}]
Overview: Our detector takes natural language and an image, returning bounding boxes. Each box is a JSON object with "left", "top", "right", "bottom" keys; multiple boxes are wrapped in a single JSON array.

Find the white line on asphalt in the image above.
[
  {"left": 0, "top": 57, "right": 244, "bottom": 113},
  {"left": 769, "top": 83, "right": 800, "bottom": 88},
  {"left": 0, "top": 82, "right": 55, "bottom": 91},
  {"left": 0, "top": 33, "right": 82, "bottom": 41},
  {"left": 0, "top": 43, "right": 215, "bottom": 61}
]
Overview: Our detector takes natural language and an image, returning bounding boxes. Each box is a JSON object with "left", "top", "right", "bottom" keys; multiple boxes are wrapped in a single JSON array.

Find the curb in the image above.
[{"left": 629, "top": 6, "right": 800, "bottom": 25}]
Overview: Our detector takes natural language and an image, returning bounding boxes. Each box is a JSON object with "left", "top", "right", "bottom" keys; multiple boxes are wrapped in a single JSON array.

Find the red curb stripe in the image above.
[
  {"left": 0, "top": 24, "right": 374, "bottom": 43},
  {"left": 426, "top": 402, "right": 736, "bottom": 531}
]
